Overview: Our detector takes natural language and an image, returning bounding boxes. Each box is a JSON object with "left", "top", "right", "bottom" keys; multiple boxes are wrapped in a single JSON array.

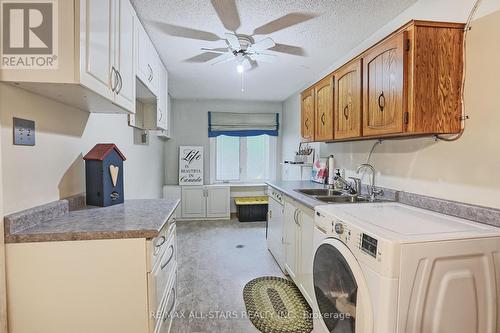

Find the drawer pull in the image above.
[
  {"left": 153, "top": 236, "right": 166, "bottom": 248},
  {"left": 161, "top": 245, "right": 174, "bottom": 270},
  {"left": 163, "top": 288, "right": 176, "bottom": 322}
]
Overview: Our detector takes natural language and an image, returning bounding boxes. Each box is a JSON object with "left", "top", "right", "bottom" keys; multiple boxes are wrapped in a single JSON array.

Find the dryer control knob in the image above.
[{"left": 334, "top": 223, "right": 344, "bottom": 235}]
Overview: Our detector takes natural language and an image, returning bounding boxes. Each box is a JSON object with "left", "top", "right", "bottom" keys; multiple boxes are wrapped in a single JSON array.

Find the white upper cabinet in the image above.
[
  {"left": 113, "top": 0, "right": 136, "bottom": 112},
  {"left": 157, "top": 62, "right": 168, "bottom": 131},
  {"left": 79, "top": 0, "right": 115, "bottom": 102},
  {"left": 136, "top": 22, "right": 159, "bottom": 96},
  {"left": 1, "top": 0, "right": 169, "bottom": 119}
]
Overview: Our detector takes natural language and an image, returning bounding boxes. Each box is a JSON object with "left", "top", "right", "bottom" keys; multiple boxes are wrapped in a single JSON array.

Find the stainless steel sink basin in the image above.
[
  {"left": 295, "top": 189, "right": 343, "bottom": 196},
  {"left": 314, "top": 195, "right": 371, "bottom": 203}
]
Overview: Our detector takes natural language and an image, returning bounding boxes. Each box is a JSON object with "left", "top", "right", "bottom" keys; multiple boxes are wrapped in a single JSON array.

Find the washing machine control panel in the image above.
[{"left": 361, "top": 233, "right": 378, "bottom": 258}]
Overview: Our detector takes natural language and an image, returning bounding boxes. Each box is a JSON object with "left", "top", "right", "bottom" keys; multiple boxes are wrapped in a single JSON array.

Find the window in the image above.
[{"left": 211, "top": 135, "right": 276, "bottom": 183}]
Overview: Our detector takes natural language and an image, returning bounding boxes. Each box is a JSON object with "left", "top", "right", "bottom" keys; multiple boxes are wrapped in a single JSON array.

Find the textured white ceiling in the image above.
[{"left": 131, "top": 0, "right": 418, "bottom": 101}]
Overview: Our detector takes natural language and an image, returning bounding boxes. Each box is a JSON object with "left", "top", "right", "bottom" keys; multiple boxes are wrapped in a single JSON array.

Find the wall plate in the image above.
[{"left": 13, "top": 117, "right": 35, "bottom": 146}]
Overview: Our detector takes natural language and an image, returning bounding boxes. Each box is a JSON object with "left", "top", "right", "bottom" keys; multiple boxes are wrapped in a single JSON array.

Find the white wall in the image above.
[
  {"left": 165, "top": 98, "right": 282, "bottom": 185},
  {"left": 282, "top": 0, "right": 500, "bottom": 209},
  {"left": 0, "top": 83, "right": 166, "bottom": 214}
]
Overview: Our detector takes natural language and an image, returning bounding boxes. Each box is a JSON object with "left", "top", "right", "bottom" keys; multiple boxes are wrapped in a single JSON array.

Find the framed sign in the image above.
[{"left": 179, "top": 146, "right": 203, "bottom": 185}]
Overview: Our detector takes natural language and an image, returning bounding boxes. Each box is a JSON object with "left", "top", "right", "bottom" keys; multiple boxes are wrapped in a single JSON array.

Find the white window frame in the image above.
[{"left": 210, "top": 135, "right": 277, "bottom": 184}]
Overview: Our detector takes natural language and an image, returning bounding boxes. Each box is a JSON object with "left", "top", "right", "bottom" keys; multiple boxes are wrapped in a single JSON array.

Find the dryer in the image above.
[{"left": 312, "top": 202, "right": 500, "bottom": 333}]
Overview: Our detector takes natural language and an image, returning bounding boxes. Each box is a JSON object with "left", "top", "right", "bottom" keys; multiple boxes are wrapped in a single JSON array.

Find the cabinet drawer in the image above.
[
  {"left": 148, "top": 229, "right": 177, "bottom": 326},
  {"left": 147, "top": 215, "right": 176, "bottom": 271},
  {"left": 154, "top": 271, "right": 177, "bottom": 333}
]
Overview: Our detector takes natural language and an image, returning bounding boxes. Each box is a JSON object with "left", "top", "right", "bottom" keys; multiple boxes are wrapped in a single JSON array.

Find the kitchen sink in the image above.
[
  {"left": 295, "top": 189, "right": 344, "bottom": 196},
  {"left": 314, "top": 195, "right": 371, "bottom": 203}
]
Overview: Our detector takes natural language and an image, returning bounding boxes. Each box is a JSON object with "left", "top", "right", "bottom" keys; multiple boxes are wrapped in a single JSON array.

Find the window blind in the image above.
[{"left": 208, "top": 112, "right": 279, "bottom": 137}]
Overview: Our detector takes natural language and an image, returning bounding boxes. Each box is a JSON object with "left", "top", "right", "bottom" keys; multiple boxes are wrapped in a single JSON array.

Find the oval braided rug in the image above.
[{"left": 243, "top": 276, "right": 313, "bottom": 333}]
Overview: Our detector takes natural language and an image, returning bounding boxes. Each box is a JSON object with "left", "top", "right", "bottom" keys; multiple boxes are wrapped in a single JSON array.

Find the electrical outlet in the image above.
[{"left": 13, "top": 117, "right": 35, "bottom": 146}]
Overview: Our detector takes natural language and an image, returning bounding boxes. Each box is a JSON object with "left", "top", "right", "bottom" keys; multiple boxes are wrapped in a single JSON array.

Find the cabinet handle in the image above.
[
  {"left": 304, "top": 118, "right": 309, "bottom": 129},
  {"left": 110, "top": 66, "right": 118, "bottom": 92},
  {"left": 153, "top": 235, "right": 166, "bottom": 248},
  {"left": 147, "top": 64, "right": 153, "bottom": 82},
  {"left": 269, "top": 210, "right": 272, "bottom": 219},
  {"left": 343, "top": 105, "right": 349, "bottom": 120},
  {"left": 159, "top": 109, "right": 163, "bottom": 122},
  {"left": 116, "top": 69, "right": 123, "bottom": 94},
  {"left": 163, "top": 287, "right": 176, "bottom": 322},
  {"left": 160, "top": 245, "right": 174, "bottom": 270},
  {"left": 320, "top": 113, "right": 325, "bottom": 125},
  {"left": 378, "top": 92, "right": 385, "bottom": 112}
]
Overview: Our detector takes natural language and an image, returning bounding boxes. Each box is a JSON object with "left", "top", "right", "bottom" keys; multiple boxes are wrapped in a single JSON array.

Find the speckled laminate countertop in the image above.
[
  {"left": 266, "top": 180, "right": 329, "bottom": 209},
  {"left": 4, "top": 199, "right": 180, "bottom": 243}
]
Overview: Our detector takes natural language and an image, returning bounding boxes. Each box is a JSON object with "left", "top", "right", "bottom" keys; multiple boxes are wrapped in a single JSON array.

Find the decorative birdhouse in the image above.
[{"left": 83, "top": 144, "right": 126, "bottom": 207}]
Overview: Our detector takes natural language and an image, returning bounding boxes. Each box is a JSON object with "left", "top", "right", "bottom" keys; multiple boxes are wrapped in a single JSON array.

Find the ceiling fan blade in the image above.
[
  {"left": 185, "top": 52, "right": 222, "bottom": 63},
  {"left": 225, "top": 33, "right": 241, "bottom": 50},
  {"left": 211, "top": 0, "right": 241, "bottom": 32},
  {"left": 253, "top": 13, "right": 318, "bottom": 35},
  {"left": 247, "top": 37, "right": 276, "bottom": 53},
  {"left": 269, "top": 43, "right": 307, "bottom": 56},
  {"left": 149, "top": 21, "right": 220, "bottom": 41},
  {"left": 250, "top": 53, "right": 276, "bottom": 63},
  {"left": 200, "top": 47, "right": 229, "bottom": 54},
  {"left": 208, "top": 52, "right": 235, "bottom": 65}
]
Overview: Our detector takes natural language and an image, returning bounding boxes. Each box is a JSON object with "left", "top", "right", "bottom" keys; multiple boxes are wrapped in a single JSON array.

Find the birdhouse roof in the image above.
[{"left": 83, "top": 144, "right": 126, "bottom": 161}]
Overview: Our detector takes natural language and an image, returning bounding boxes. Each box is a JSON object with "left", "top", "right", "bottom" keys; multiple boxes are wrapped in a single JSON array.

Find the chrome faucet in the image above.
[
  {"left": 333, "top": 174, "right": 361, "bottom": 195},
  {"left": 356, "top": 163, "right": 384, "bottom": 201}
]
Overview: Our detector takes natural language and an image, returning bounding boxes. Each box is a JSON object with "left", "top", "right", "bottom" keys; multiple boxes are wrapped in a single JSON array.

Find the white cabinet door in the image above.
[
  {"left": 267, "top": 198, "right": 285, "bottom": 271},
  {"left": 136, "top": 22, "right": 159, "bottom": 96},
  {"left": 181, "top": 186, "right": 206, "bottom": 219},
  {"left": 206, "top": 186, "right": 230, "bottom": 219},
  {"left": 157, "top": 62, "right": 168, "bottom": 130},
  {"left": 113, "top": 0, "right": 135, "bottom": 112},
  {"left": 284, "top": 201, "right": 299, "bottom": 280},
  {"left": 79, "top": 0, "right": 115, "bottom": 100},
  {"left": 298, "top": 209, "right": 314, "bottom": 305}
]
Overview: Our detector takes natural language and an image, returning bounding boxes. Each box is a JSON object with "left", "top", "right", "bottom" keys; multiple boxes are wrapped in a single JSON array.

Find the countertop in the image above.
[
  {"left": 4, "top": 199, "right": 180, "bottom": 243},
  {"left": 266, "top": 180, "right": 328, "bottom": 209}
]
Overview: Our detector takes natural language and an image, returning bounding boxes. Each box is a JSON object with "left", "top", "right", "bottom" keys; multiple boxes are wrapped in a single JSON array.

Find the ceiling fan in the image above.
[{"left": 150, "top": 0, "right": 318, "bottom": 72}]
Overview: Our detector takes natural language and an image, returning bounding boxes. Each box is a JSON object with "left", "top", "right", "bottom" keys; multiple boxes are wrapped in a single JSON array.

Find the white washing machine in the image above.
[{"left": 311, "top": 202, "right": 500, "bottom": 333}]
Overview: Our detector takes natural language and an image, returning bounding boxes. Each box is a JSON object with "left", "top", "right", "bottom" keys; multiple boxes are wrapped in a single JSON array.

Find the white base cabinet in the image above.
[
  {"left": 5, "top": 211, "right": 178, "bottom": 333},
  {"left": 267, "top": 196, "right": 285, "bottom": 272},
  {"left": 283, "top": 197, "right": 315, "bottom": 306},
  {"left": 181, "top": 185, "right": 230, "bottom": 220}
]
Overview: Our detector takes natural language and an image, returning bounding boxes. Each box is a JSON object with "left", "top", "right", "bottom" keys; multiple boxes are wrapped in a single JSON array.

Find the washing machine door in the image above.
[{"left": 313, "top": 238, "right": 373, "bottom": 333}]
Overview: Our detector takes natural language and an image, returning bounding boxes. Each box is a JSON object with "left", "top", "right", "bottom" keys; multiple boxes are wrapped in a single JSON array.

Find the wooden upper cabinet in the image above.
[
  {"left": 314, "top": 75, "right": 334, "bottom": 141},
  {"left": 300, "top": 88, "right": 315, "bottom": 141},
  {"left": 334, "top": 59, "right": 362, "bottom": 139},
  {"left": 363, "top": 32, "right": 406, "bottom": 137},
  {"left": 300, "top": 20, "right": 464, "bottom": 142}
]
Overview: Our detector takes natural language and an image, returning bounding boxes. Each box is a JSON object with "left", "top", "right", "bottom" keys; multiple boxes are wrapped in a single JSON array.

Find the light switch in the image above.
[{"left": 13, "top": 117, "right": 35, "bottom": 146}]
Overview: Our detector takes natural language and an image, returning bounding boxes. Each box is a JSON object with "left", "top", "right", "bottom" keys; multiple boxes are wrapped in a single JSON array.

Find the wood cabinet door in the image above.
[
  {"left": 300, "top": 88, "right": 315, "bottom": 141},
  {"left": 79, "top": 0, "right": 115, "bottom": 100},
  {"left": 335, "top": 59, "right": 362, "bottom": 139},
  {"left": 314, "top": 76, "right": 334, "bottom": 141},
  {"left": 363, "top": 32, "right": 406, "bottom": 136}
]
